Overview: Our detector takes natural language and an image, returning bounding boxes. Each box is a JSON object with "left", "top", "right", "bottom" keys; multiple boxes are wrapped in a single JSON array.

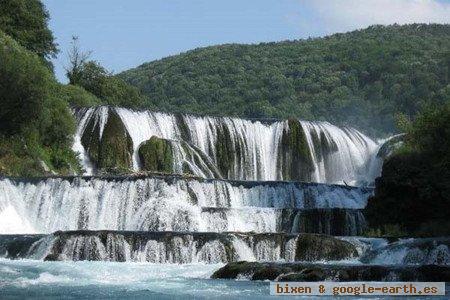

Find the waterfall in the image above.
[
  {"left": 0, "top": 231, "right": 324, "bottom": 263},
  {"left": 360, "top": 237, "right": 450, "bottom": 265},
  {"left": 74, "top": 107, "right": 380, "bottom": 184},
  {"left": 0, "top": 176, "right": 371, "bottom": 235},
  {"left": 4, "top": 232, "right": 448, "bottom": 266}
]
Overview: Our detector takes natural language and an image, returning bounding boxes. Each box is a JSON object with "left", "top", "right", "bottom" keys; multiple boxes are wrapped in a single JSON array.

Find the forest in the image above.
[
  {"left": 120, "top": 24, "right": 450, "bottom": 137},
  {"left": 0, "top": 0, "right": 449, "bottom": 191}
]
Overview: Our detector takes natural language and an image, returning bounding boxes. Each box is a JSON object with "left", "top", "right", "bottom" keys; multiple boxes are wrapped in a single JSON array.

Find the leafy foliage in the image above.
[
  {"left": 366, "top": 101, "right": 450, "bottom": 236},
  {"left": 120, "top": 24, "right": 450, "bottom": 136},
  {"left": 69, "top": 60, "right": 147, "bottom": 107},
  {"left": 0, "top": 0, "right": 58, "bottom": 64},
  {"left": 0, "top": 30, "right": 79, "bottom": 176}
]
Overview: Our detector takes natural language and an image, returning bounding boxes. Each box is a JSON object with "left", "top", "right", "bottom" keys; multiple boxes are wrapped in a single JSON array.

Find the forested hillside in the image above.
[
  {"left": 0, "top": 0, "right": 98, "bottom": 176},
  {"left": 0, "top": 0, "right": 147, "bottom": 176},
  {"left": 120, "top": 24, "right": 450, "bottom": 136}
]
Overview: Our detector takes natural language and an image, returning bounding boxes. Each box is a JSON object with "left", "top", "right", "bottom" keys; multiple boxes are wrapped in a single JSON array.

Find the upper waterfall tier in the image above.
[
  {"left": 0, "top": 175, "right": 371, "bottom": 234},
  {"left": 73, "top": 107, "right": 381, "bottom": 185}
]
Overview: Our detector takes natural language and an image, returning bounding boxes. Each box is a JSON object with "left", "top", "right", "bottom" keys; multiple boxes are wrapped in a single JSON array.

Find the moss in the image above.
[
  {"left": 320, "top": 131, "right": 338, "bottom": 155},
  {"left": 215, "top": 124, "right": 235, "bottom": 177},
  {"left": 138, "top": 136, "right": 174, "bottom": 173},
  {"left": 97, "top": 110, "right": 133, "bottom": 173},
  {"left": 80, "top": 109, "right": 133, "bottom": 173},
  {"left": 0, "top": 133, "right": 81, "bottom": 177},
  {"left": 182, "top": 162, "right": 195, "bottom": 176},
  {"left": 279, "top": 119, "right": 314, "bottom": 181}
]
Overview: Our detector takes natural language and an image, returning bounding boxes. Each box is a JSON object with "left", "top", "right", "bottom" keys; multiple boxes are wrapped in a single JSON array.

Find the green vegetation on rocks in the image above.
[
  {"left": 80, "top": 110, "right": 133, "bottom": 174},
  {"left": 98, "top": 111, "right": 133, "bottom": 173},
  {"left": 215, "top": 124, "right": 236, "bottom": 177},
  {"left": 138, "top": 136, "right": 174, "bottom": 173},
  {"left": 279, "top": 119, "right": 314, "bottom": 181}
]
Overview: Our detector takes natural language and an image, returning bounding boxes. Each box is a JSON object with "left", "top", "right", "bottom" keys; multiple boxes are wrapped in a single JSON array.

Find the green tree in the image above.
[
  {"left": 0, "top": 30, "right": 79, "bottom": 176},
  {"left": 0, "top": 32, "right": 52, "bottom": 135},
  {"left": 365, "top": 101, "right": 450, "bottom": 236},
  {"left": 119, "top": 24, "right": 450, "bottom": 137},
  {"left": 67, "top": 57, "right": 146, "bottom": 107},
  {"left": 0, "top": 0, "right": 58, "bottom": 63}
]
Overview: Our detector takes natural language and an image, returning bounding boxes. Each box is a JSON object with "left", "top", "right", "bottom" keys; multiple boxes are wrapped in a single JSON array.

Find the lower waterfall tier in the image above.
[
  {"left": 1, "top": 231, "right": 448, "bottom": 266},
  {"left": 0, "top": 231, "right": 357, "bottom": 263},
  {"left": 0, "top": 175, "right": 371, "bottom": 234}
]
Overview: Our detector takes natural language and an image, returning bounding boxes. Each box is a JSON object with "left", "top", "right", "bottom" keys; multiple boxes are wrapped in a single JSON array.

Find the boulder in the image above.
[
  {"left": 80, "top": 108, "right": 133, "bottom": 174},
  {"left": 212, "top": 262, "right": 450, "bottom": 282},
  {"left": 295, "top": 234, "right": 358, "bottom": 261},
  {"left": 138, "top": 136, "right": 174, "bottom": 173}
]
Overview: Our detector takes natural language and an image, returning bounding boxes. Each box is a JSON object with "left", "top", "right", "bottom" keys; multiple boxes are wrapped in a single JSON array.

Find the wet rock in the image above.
[
  {"left": 80, "top": 108, "right": 133, "bottom": 173},
  {"left": 138, "top": 136, "right": 174, "bottom": 173},
  {"left": 44, "top": 253, "right": 60, "bottom": 261},
  {"left": 212, "top": 262, "right": 450, "bottom": 282},
  {"left": 279, "top": 119, "right": 314, "bottom": 181},
  {"left": 294, "top": 209, "right": 366, "bottom": 236},
  {"left": 295, "top": 234, "right": 358, "bottom": 261}
]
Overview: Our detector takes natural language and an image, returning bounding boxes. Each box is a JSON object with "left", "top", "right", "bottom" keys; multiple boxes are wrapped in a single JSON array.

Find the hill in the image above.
[{"left": 120, "top": 24, "right": 450, "bottom": 136}]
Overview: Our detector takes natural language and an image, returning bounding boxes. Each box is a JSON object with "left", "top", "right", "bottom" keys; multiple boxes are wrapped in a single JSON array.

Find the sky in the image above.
[{"left": 43, "top": 0, "right": 450, "bottom": 83}]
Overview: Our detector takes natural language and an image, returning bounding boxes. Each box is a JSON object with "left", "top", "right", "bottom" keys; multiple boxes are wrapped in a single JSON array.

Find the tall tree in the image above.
[{"left": 0, "top": 0, "right": 58, "bottom": 62}]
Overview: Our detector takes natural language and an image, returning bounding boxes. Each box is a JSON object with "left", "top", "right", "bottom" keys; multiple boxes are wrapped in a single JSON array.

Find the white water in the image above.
[
  {"left": 362, "top": 238, "right": 450, "bottom": 265},
  {"left": 0, "top": 177, "right": 370, "bottom": 234},
  {"left": 74, "top": 107, "right": 381, "bottom": 184},
  {"left": 21, "top": 232, "right": 300, "bottom": 263}
]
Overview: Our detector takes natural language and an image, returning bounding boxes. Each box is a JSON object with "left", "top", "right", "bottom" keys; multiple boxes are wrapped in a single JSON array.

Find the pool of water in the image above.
[{"left": 0, "top": 259, "right": 448, "bottom": 299}]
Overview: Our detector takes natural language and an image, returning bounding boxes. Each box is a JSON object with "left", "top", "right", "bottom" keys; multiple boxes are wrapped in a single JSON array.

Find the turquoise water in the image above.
[
  {"left": 0, "top": 259, "right": 448, "bottom": 299},
  {"left": 0, "top": 259, "right": 272, "bottom": 299}
]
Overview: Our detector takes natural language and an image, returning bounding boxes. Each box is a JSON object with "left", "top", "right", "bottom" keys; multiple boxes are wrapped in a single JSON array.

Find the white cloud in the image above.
[{"left": 297, "top": 0, "right": 450, "bottom": 35}]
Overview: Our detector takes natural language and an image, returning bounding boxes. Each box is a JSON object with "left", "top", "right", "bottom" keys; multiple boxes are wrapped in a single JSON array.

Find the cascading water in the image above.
[
  {"left": 74, "top": 107, "right": 380, "bottom": 184},
  {"left": 0, "top": 176, "right": 370, "bottom": 234}
]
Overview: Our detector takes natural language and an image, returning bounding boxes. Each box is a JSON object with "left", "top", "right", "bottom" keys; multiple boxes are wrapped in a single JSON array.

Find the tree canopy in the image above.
[
  {"left": 365, "top": 101, "right": 450, "bottom": 236},
  {"left": 0, "top": 0, "right": 58, "bottom": 64},
  {"left": 120, "top": 24, "right": 450, "bottom": 136}
]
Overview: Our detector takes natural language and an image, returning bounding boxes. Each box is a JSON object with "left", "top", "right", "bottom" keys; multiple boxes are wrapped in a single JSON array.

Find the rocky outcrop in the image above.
[
  {"left": 360, "top": 237, "right": 450, "bottom": 265},
  {"left": 215, "top": 123, "right": 235, "bottom": 178},
  {"left": 0, "top": 235, "right": 45, "bottom": 259},
  {"left": 294, "top": 209, "right": 366, "bottom": 236},
  {"left": 211, "top": 262, "right": 450, "bottom": 282},
  {"left": 98, "top": 111, "right": 134, "bottom": 173},
  {"left": 80, "top": 108, "right": 133, "bottom": 174},
  {"left": 295, "top": 234, "right": 358, "bottom": 261},
  {"left": 279, "top": 119, "right": 314, "bottom": 181},
  {"left": 376, "top": 134, "right": 404, "bottom": 160},
  {"left": 138, "top": 136, "right": 174, "bottom": 173}
]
